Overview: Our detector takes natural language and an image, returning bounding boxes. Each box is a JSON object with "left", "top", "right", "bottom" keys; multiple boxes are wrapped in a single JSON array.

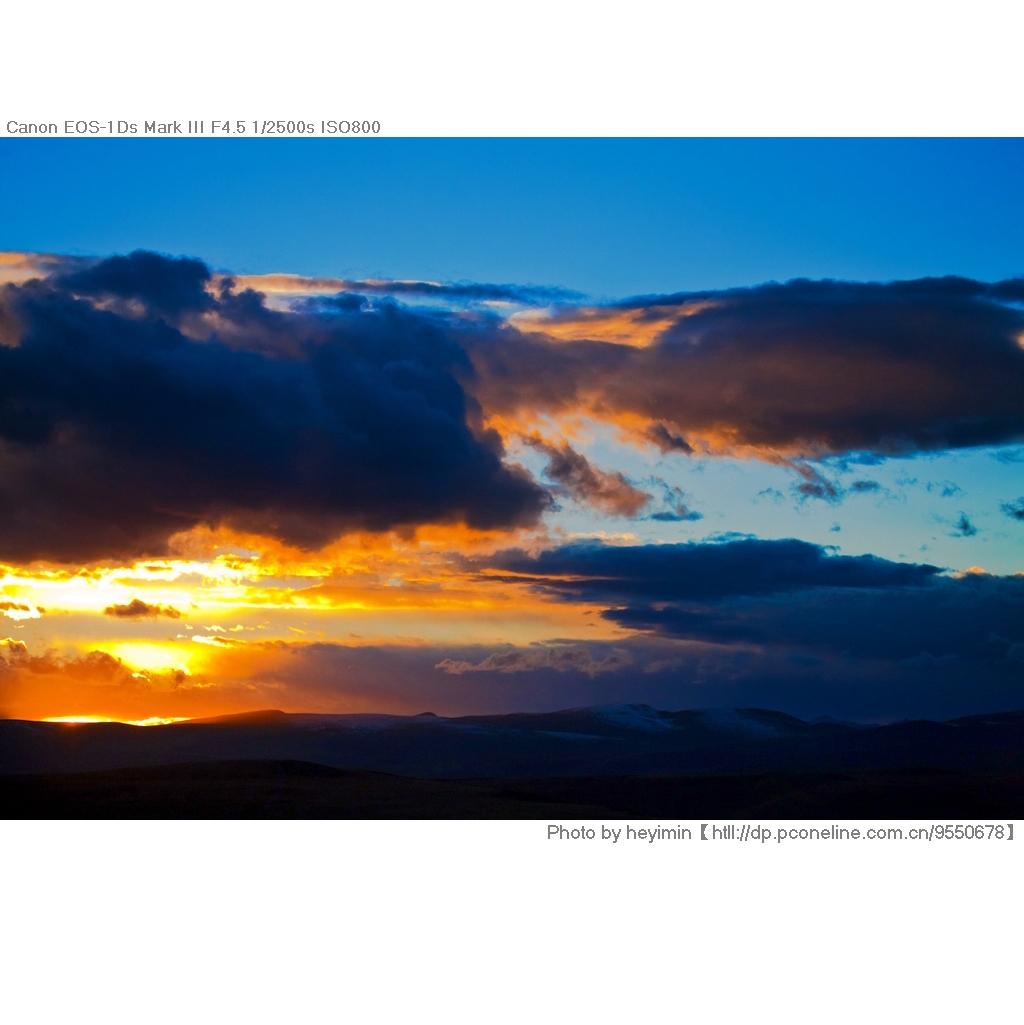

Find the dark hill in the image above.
[
  {"left": 3, "top": 703, "right": 1024, "bottom": 780},
  {"left": 1, "top": 760, "right": 1021, "bottom": 819}
]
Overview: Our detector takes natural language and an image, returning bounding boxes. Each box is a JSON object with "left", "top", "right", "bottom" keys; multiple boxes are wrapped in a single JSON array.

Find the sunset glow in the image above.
[{"left": 2, "top": 140, "right": 1023, "bottom": 725}]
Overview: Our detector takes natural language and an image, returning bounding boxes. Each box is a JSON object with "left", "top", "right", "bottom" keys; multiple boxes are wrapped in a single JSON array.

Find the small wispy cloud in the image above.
[
  {"left": 436, "top": 645, "right": 632, "bottom": 676},
  {"left": 1000, "top": 497, "right": 1024, "bottom": 521},
  {"left": 950, "top": 513, "right": 978, "bottom": 538},
  {"left": 103, "top": 599, "right": 182, "bottom": 619}
]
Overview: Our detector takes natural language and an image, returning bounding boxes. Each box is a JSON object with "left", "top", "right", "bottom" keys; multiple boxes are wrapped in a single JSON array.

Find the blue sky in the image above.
[{"left": 3, "top": 138, "right": 1024, "bottom": 297}]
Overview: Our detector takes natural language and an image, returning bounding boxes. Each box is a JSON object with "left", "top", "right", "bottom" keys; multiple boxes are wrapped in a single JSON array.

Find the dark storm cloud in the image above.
[
  {"left": 467, "top": 276, "right": 1024, "bottom": 458},
  {"left": 476, "top": 537, "right": 1024, "bottom": 677},
  {"left": 603, "top": 573, "right": 1024, "bottom": 665},
  {"left": 56, "top": 251, "right": 215, "bottom": 317},
  {"left": 481, "top": 537, "right": 941, "bottom": 602},
  {"left": 0, "top": 252, "right": 550, "bottom": 562}
]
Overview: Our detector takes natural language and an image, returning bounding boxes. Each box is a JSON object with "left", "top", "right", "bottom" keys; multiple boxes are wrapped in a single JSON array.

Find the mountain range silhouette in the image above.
[{"left": 2, "top": 704, "right": 1022, "bottom": 817}]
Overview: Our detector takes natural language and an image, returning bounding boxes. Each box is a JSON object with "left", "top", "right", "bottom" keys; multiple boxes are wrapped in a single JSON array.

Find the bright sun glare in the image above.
[{"left": 42, "top": 716, "right": 190, "bottom": 726}]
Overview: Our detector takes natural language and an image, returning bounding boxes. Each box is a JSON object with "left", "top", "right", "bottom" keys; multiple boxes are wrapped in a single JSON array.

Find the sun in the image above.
[{"left": 99, "top": 641, "right": 195, "bottom": 674}]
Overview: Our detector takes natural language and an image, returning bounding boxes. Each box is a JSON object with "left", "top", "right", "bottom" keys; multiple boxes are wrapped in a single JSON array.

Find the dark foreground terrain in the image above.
[
  {"left": 2, "top": 704, "right": 1022, "bottom": 818},
  {"left": 2, "top": 760, "right": 1022, "bottom": 819}
]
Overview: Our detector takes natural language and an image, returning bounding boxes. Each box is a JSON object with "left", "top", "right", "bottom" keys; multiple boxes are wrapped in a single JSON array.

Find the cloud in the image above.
[
  {"left": 0, "top": 601, "right": 41, "bottom": 621},
  {"left": 56, "top": 251, "right": 214, "bottom": 317},
  {"left": 951, "top": 513, "right": 978, "bottom": 537},
  {"left": 435, "top": 645, "right": 632, "bottom": 676},
  {"left": 642, "top": 422, "right": 694, "bottom": 454},
  {"left": 4, "top": 627, "right": 1022, "bottom": 726},
  {"left": 789, "top": 465, "right": 883, "bottom": 505},
  {"left": 792, "top": 462, "right": 843, "bottom": 503},
  {"left": 0, "top": 640, "right": 200, "bottom": 721},
  {"left": 0, "top": 252, "right": 91, "bottom": 287},
  {"left": 230, "top": 273, "right": 582, "bottom": 307},
  {"left": 649, "top": 506, "right": 702, "bottom": 522},
  {"left": 1001, "top": 498, "right": 1024, "bottom": 521},
  {"left": 475, "top": 537, "right": 1024, "bottom": 678},
  {"left": 0, "top": 252, "right": 550, "bottom": 562},
  {"left": 642, "top": 478, "right": 703, "bottom": 521},
  {"left": 602, "top": 574, "right": 1024, "bottom": 666},
  {"left": 6, "top": 254, "right": 1024, "bottom": 565},
  {"left": 467, "top": 276, "right": 1024, "bottom": 460},
  {"left": 103, "top": 599, "right": 181, "bottom": 619},
  {"left": 479, "top": 537, "right": 941, "bottom": 603},
  {"left": 0, "top": 636, "right": 639, "bottom": 721},
  {"left": 527, "top": 438, "right": 651, "bottom": 517}
]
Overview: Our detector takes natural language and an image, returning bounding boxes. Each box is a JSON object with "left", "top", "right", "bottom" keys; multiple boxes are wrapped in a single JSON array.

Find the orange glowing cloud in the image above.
[
  {"left": 0, "top": 251, "right": 87, "bottom": 285},
  {"left": 509, "top": 300, "right": 717, "bottom": 348}
]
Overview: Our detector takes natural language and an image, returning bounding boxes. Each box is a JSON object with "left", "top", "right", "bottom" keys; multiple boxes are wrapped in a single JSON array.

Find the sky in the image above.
[{"left": 1, "top": 138, "right": 1023, "bottom": 724}]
